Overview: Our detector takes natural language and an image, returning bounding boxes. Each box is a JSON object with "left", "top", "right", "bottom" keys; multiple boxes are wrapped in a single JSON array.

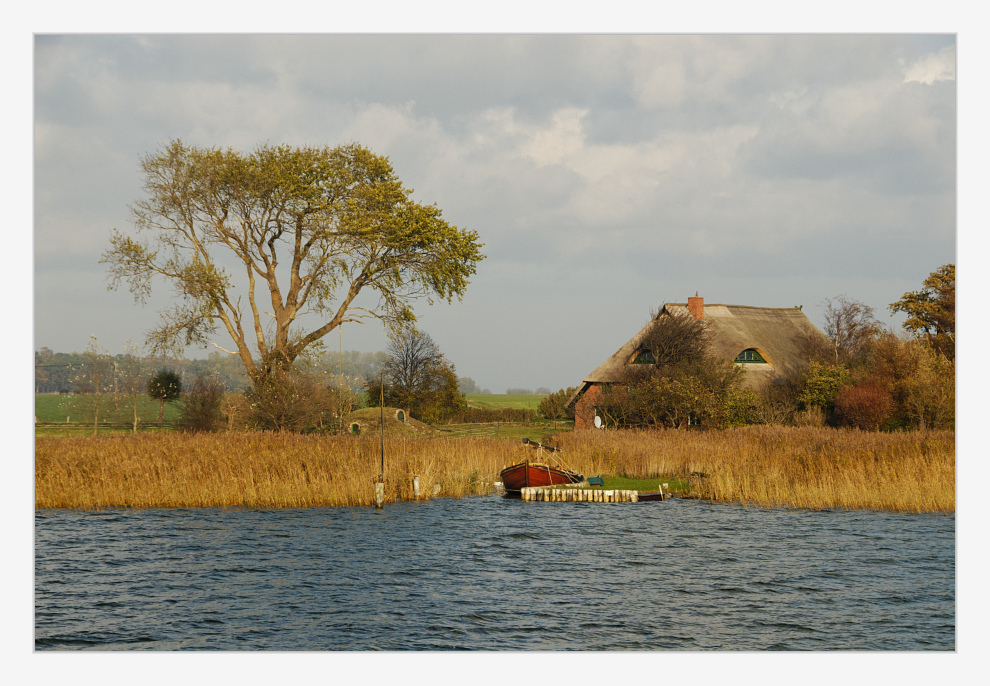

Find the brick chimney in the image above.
[{"left": 688, "top": 292, "right": 704, "bottom": 320}]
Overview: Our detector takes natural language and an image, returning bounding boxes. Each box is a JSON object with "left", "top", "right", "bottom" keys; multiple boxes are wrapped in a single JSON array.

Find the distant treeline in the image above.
[
  {"left": 35, "top": 347, "right": 388, "bottom": 396},
  {"left": 36, "top": 347, "right": 504, "bottom": 407}
]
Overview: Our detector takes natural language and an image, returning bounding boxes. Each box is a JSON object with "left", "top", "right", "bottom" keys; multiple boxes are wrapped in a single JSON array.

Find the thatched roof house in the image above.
[{"left": 569, "top": 295, "right": 827, "bottom": 429}]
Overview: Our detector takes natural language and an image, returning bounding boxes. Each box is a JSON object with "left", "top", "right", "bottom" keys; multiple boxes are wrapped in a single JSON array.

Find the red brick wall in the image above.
[{"left": 574, "top": 383, "right": 610, "bottom": 429}]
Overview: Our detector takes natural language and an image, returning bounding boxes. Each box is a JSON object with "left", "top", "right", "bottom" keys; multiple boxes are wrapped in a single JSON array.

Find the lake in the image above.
[{"left": 35, "top": 496, "right": 954, "bottom": 650}]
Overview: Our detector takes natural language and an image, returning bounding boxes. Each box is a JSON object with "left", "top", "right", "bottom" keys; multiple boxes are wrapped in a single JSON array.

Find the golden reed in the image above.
[{"left": 35, "top": 426, "right": 953, "bottom": 512}]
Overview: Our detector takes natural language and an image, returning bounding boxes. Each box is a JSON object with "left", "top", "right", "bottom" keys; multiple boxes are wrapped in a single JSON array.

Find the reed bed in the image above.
[
  {"left": 36, "top": 426, "right": 954, "bottom": 512},
  {"left": 555, "top": 426, "right": 955, "bottom": 513},
  {"left": 35, "top": 433, "right": 516, "bottom": 509}
]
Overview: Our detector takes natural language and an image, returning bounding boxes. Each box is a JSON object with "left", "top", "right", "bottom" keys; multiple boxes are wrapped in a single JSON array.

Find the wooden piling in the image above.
[{"left": 519, "top": 486, "right": 644, "bottom": 502}]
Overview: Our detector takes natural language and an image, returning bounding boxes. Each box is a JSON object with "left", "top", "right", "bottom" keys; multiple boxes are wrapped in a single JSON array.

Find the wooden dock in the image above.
[{"left": 519, "top": 484, "right": 666, "bottom": 502}]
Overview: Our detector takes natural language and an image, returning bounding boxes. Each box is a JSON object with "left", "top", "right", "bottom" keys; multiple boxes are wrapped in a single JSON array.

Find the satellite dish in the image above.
[{"left": 594, "top": 416, "right": 602, "bottom": 429}]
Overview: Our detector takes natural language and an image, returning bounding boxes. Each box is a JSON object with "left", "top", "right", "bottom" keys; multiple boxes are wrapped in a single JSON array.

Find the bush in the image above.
[
  {"left": 221, "top": 393, "right": 253, "bottom": 431},
  {"left": 797, "top": 362, "right": 850, "bottom": 417},
  {"left": 179, "top": 374, "right": 226, "bottom": 432},
  {"left": 538, "top": 387, "right": 577, "bottom": 422},
  {"left": 752, "top": 375, "right": 801, "bottom": 425},
  {"left": 835, "top": 380, "right": 894, "bottom": 431},
  {"left": 250, "top": 369, "right": 352, "bottom": 432}
]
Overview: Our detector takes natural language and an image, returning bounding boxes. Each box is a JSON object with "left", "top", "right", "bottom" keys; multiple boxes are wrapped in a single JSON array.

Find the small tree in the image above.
[
  {"left": 73, "top": 336, "right": 112, "bottom": 436},
  {"left": 620, "top": 309, "right": 746, "bottom": 429},
  {"left": 179, "top": 373, "right": 226, "bottom": 432},
  {"left": 119, "top": 340, "right": 147, "bottom": 433},
  {"left": 890, "top": 264, "right": 955, "bottom": 360},
  {"left": 147, "top": 368, "right": 182, "bottom": 424},
  {"left": 368, "top": 329, "right": 466, "bottom": 423},
  {"left": 538, "top": 387, "right": 577, "bottom": 425},
  {"left": 902, "top": 346, "right": 954, "bottom": 430}
]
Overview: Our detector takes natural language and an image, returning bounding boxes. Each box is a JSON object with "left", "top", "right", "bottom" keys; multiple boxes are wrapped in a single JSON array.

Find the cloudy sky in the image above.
[{"left": 33, "top": 33, "right": 957, "bottom": 392}]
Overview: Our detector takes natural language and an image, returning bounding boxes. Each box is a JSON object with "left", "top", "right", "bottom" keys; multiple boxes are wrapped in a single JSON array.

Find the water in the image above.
[{"left": 35, "top": 497, "right": 954, "bottom": 650}]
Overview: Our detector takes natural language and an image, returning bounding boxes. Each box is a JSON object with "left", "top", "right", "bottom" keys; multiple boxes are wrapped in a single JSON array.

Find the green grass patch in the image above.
[
  {"left": 466, "top": 394, "right": 547, "bottom": 411},
  {"left": 36, "top": 394, "right": 183, "bottom": 424}
]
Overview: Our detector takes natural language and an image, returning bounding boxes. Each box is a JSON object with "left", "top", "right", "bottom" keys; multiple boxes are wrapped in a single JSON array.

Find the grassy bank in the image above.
[{"left": 35, "top": 426, "right": 954, "bottom": 512}]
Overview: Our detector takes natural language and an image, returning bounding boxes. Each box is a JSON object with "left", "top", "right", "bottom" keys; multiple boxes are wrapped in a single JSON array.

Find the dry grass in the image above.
[
  {"left": 35, "top": 426, "right": 954, "bottom": 513},
  {"left": 555, "top": 426, "right": 955, "bottom": 513},
  {"left": 35, "top": 433, "right": 515, "bottom": 509}
]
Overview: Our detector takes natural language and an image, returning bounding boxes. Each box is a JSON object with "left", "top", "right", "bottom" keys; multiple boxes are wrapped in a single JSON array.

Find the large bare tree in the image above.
[
  {"left": 103, "top": 141, "right": 484, "bottom": 382},
  {"left": 820, "top": 295, "right": 884, "bottom": 365}
]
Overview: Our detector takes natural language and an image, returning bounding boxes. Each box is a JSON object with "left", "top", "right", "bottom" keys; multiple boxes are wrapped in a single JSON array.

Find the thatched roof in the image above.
[{"left": 573, "top": 302, "right": 826, "bottom": 396}]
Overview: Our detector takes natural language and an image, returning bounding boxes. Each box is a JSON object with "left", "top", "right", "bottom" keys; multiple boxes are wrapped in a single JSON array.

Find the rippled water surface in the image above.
[{"left": 35, "top": 497, "right": 954, "bottom": 650}]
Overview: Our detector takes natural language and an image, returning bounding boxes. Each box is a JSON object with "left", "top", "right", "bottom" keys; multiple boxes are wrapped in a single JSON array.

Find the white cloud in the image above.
[{"left": 902, "top": 44, "right": 955, "bottom": 84}]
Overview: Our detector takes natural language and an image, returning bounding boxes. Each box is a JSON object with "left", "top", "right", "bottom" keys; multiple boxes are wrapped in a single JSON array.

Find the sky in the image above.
[{"left": 32, "top": 33, "right": 957, "bottom": 393}]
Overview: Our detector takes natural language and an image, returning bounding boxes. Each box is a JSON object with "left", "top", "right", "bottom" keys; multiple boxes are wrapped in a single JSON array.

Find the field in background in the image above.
[
  {"left": 466, "top": 394, "right": 547, "bottom": 410},
  {"left": 35, "top": 394, "right": 182, "bottom": 426},
  {"left": 37, "top": 394, "right": 544, "bottom": 427}
]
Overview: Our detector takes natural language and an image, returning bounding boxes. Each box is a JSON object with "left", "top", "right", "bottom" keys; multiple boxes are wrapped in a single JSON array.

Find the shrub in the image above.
[
  {"left": 179, "top": 374, "right": 226, "bottom": 432},
  {"left": 250, "top": 369, "right": 346, "bottom": 432},
  {"left": 538, "top": 387, "right": 577, "bottom": 422},
  {"left": 797, "top": 362, "right": 850, "bottom": 417},
  {"left": 835, "top": 380, "right": 894, "bottom": 431},
  {"left": 753, "top": 375, "right": 801, "bottom": 425}
]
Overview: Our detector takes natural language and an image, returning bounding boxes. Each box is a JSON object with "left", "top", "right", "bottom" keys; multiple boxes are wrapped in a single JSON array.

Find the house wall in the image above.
[{"left": 574, "top": 383, "right": 605, "bottom": 429}]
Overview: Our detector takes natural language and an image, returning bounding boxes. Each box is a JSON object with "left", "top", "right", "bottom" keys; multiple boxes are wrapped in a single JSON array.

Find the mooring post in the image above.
[
  {"left": 375, "top": 478, "right": 385, "bottom": 509},
  {"left": 413, "top": 476, "right": 421, "bottom": 498}
]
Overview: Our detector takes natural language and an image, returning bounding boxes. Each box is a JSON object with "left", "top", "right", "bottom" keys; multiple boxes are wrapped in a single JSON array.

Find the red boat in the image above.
[{"left": 499, "top": 439, "right": 583, "bottom": 493}]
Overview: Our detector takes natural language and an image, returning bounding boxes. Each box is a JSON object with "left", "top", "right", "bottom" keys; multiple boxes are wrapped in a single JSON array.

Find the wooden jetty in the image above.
[{"left": 519, "top": 484, "right": 666, "bottom": 502}]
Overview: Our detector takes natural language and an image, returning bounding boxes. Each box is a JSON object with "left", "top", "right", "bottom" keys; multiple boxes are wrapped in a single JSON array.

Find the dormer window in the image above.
[
  {"left": 734, "top": 348, "right": 767, "bottom": 363},
  {"left": 632, "top": 350, "right": 656, "bottom": 364}
]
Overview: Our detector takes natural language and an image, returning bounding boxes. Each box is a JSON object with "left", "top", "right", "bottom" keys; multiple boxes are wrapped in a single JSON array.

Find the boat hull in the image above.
[{"left": 499, "top": 462, "right": 583, "bottom": 492}]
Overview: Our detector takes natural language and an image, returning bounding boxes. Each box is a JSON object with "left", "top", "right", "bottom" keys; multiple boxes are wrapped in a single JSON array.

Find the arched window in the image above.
[{"left": 734, "top": 348, "right": 767, "bottom": 364}]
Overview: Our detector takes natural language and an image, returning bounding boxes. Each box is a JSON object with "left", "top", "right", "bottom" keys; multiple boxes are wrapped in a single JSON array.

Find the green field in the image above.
[
  {"left": 35, "top": 394, "right": 183, "bottom": 425},
  {"left": 465, "top": 394, "right": 547, "bottom": 410}
]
